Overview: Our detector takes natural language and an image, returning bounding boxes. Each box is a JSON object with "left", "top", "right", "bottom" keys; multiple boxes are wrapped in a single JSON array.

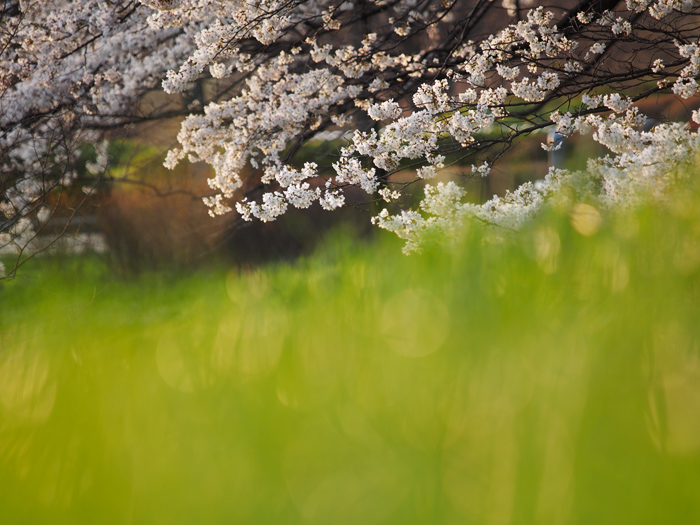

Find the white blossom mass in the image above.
[{"left": 2, "top": 0, "right": 700, "bottom": 257}]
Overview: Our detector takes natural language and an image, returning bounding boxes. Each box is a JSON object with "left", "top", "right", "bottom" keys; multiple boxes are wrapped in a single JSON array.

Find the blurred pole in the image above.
[{"left": 547, "top": 129, "right": 567, "bottom": 169}]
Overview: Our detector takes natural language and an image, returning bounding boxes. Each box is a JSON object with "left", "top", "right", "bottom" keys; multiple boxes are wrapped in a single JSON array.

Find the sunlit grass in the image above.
[{"left": 2, "top": 184, "right": 700, "bottom": 523}]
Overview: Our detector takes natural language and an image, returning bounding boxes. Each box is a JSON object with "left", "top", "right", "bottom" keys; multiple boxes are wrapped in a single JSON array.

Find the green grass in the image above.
[{"left": 1, "top": 185, "right": 700, "bottom": 524}]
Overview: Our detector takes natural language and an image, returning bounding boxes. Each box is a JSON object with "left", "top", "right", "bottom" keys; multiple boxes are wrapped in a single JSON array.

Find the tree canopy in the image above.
[{"left": 2, "top": 0, "right": 700, "bottom": 265}]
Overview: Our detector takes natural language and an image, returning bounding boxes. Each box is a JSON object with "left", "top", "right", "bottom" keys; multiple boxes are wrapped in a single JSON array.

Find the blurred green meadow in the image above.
[{"left": 2, "top": 185, "right": 700, "bottom": 524}]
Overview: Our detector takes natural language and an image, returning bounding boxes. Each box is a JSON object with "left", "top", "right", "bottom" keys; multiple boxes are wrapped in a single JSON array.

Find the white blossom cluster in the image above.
[
  {"left": 162, "top": 4, "right": 595, "bottom": 221},
  {"left": 167, "top": 55, "right": 364, "bottom": 217},
  {"left": 647, "top": 0, "right": 695, "bottom": 19},
  {"left": 673, "top": 40, "right": 700, "bottom": 98},
  {"left": 375, "top": 118, "right": 700, "bottom": 252},
  {"left": 1, "top": 1, "right": 193, "bottom": 133},
  {"left": 112, "top": 0, "right": 700, "bottom": 248},
  {"left": 4, "top": 0, "right": 700, "bottom": 260},
  {"left": 0, "top": 0, "right": 198, "bottom": 259}
]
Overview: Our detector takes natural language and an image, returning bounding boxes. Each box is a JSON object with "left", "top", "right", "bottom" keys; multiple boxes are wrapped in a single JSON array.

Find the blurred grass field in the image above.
[{"left": 2, "top": 181, "right": 700, "bottom": 524}]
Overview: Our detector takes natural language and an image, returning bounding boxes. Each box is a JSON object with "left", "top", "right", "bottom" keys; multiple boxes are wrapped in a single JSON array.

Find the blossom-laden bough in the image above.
[{"left": 2, "top": 0, "right": 700, "bottom": 270}]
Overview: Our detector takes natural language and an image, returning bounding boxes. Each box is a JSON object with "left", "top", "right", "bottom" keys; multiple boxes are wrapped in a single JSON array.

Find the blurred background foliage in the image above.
[
  {"left": 2, "top": 166, "right": 700, "bottom": 523},
  {"left": 42, "top": 137, "right": 374, "bottom": 274}
]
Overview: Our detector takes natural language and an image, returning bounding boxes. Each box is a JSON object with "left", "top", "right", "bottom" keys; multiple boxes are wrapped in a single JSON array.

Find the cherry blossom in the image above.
[{"left": 3, "top": 0, "right": 700, "bottom": 263}]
